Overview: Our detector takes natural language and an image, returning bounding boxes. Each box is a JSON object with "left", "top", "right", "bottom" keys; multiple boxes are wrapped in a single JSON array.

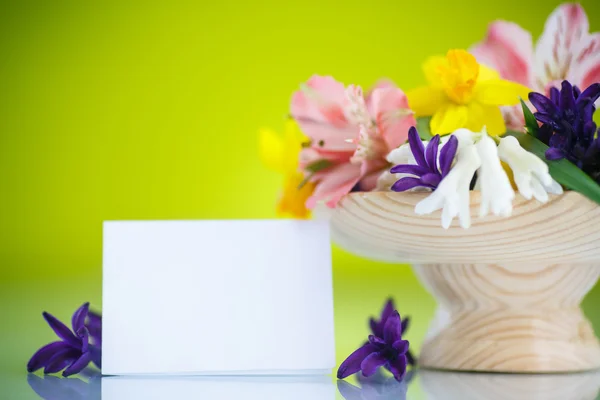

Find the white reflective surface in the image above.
[
  {"left": 18, "top": 369, "right": 600, "bottom": 400},
  {"left": 103, "top": 375, "right": 335, "bottom": 400}
]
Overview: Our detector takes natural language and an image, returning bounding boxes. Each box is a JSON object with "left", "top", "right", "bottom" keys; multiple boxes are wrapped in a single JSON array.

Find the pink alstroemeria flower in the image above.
[
  {"left": 470, "top": 3, "right": 600, "bottom": 130},
  {"left": 290, "top": 75, "right": 415, "bottom": 208}
]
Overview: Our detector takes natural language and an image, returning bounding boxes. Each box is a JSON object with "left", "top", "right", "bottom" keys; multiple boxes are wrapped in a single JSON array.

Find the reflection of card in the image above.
[
  {"left": 102, "top": 376, "right": 335, "bottom": 400},
  {"left": 102, "top": 220, "right": 335, "bottom": 376}
]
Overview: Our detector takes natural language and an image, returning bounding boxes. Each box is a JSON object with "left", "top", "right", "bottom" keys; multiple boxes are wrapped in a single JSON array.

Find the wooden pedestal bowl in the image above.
[{"left": 330, "top": 191, "right": 600, "bottom": 373}]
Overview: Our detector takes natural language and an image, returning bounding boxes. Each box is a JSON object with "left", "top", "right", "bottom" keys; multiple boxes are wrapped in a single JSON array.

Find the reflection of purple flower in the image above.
[
  {"left": 369, "top": 299, "right": 415, "bottom": 366},
  {"left": 337, "top": 370, "right": 415, "bottom": 400},
  {"left": 338, "top": 311, "right": 410, "bottom": 382},
  {"left": 390, "top": 127, "right": 458, "bottom": 192},
  {"left": 529, "top": 81, "right": 600, "bottom": 182},
  {"left": 27, "top": 373, "right": 101, "bottom": 400},
  {"left": 27, "top": 303, "right": 101, "bottom": 377}
]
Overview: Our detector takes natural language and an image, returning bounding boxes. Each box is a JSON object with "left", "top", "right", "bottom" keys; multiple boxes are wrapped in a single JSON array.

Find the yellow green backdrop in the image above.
[{"left": 0, "top": 0, "right": 598, "bottom": 398}]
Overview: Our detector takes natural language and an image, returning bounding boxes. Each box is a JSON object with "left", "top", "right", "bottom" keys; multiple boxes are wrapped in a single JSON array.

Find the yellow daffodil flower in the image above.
[
  {"left": 259, "top": 119, "right": 315, "bottom": 219},
  {"left": 407, "top": 49, "right": 531, "bottom": 136}
]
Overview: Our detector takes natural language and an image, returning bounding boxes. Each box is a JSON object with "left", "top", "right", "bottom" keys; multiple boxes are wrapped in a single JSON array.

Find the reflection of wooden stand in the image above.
[
  {"left": 419, "top": 370, "right": 600, "bottom": 400},
  {"left": 331, "top": 191, "right": 600, "bottom": 372}
]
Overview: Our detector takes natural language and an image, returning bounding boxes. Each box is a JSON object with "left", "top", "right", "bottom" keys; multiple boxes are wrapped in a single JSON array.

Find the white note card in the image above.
[{"left": 102, "top": 220, "right": 335, "bottom": 376}]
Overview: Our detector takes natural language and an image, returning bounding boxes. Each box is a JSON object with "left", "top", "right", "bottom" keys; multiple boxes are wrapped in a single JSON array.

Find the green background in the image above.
[{"left": 0, "top": 1, "right": 599, "bottom": 398}]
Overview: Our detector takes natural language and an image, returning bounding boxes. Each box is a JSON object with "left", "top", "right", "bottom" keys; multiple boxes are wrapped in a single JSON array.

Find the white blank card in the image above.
[{"left": 102, "top": 220, "right": 335, "bottom": 376}]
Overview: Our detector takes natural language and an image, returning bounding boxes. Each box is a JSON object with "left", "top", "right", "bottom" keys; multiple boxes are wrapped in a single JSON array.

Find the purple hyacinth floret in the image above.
[
  {"left": 86, "top": 310, "right": 102, "bottom": 347},
  {"left": 529, "top": 80, "right": 600, "bottom": 182},
  {"left": 27, "top": 303, "right": 101, "bottom": 377},
  {"left": 369, "top": 299, "right": 415, "bottom": 366},
  {"left": 337, "top": 311, "right": 410, "bottom": 382},
  {"left": 390, "top": 126, "right": 458, "bottom": 192}
]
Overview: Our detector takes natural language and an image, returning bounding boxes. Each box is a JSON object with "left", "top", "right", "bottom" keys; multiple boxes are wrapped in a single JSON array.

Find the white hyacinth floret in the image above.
[{"left": 381, "top": 127, "right": 563, "bottom": 229}]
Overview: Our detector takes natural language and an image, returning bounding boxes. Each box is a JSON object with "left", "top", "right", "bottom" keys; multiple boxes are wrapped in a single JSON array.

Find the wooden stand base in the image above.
[{"left": 412, "top": 264, "right": 600, "bottom": 372}]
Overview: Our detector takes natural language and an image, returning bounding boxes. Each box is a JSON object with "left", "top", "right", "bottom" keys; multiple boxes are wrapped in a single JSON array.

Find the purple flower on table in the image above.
[
  {"left": 369, "top": 299, "right": 415, "bottom": 366},
  {"left": 27, "top": 303, "right": 101, "bottom": 377},
  {"left": 337, "top": 311, "right": 410, "bottom": 382},
  {"left": 390, "top": 127, "right": 458, "bottom": 192},
  {"left": 529, "top": 80, "right": 600, "bottom": 182},
  {"left": 86, "top": 310, "right": 102, "bottom": 346}
]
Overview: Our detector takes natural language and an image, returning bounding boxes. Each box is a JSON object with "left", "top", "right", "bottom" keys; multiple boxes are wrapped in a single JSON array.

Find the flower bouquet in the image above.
[{"left": 260, "top": 3, "right": 600, "bottom": 376}]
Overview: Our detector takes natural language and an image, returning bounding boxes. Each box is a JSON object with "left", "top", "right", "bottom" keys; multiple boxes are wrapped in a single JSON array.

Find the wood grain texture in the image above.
[
  {"left": 330, "top": 191, "right": 600, "bottom": 264},
  {"left": 413, "top": 263, "right": 600, "bottom": 372},
  {"left": 331, "top": 191, "right": 600, "bottom": 372},
  {"left": 419, "top": 370, "right": 600, "bottom": 400}
]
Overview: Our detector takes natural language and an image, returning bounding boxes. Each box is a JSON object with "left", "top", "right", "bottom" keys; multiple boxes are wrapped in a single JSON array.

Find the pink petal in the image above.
[
  {"left": 305, "top": 163, "right": 361, "bottom": 209},
  {"left": 359, "top": 171, "right": 381, "bottom": 191},
  {"left": 534, "top": 3, "right": 589, "bottom": 90},
  {"left": 470, "top": 21, "right": 534, "bottom": 86},
  {"left": 569, "top": 33, "right": 600, "bottom": 104},
  {"left": 358, "top": 158, "right": 389, "bottom": 191},
  {"left": 365, "top": 79, "right": 397, "bottom": 115},
  {"left": 299, "top": 148, "right": 353, "bottom": 171},
  {"left": 368, "top": 87, "right": 416, "bottom": 151},
  {"left": 290, "top": 75, "right": 357, "bottom": 152}
]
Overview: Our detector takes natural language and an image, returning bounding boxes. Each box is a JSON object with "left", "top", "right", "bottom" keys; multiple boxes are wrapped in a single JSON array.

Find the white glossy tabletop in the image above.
[{"left": 4, "top": 368, "right": 600, "bottom": 399}]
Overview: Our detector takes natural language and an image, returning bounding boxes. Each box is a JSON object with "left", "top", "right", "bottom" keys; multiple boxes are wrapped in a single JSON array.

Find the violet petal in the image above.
[
  {"left": 86, "top": 310, "right": 102, "bottom": 329},
  {"left": 360, "top": 352, "right": 387, "bottom": 377},
  {"left": 380, "top": 299, "right": 395, "bottom": 324},
  {"left": 337, "top": 344, "right": 378, "bottom": 379},
  {"left": 529, "top": 92, "right": 559, "bottom": 115},
  {"left": 578, "top": 83, "right": 600, "bottom": 105},
  {"left": 439, "top": 135, "right": 458, "bottom": 177},
  {"left": 425, "top": 135, "right": 440, "bottom": 171},
  {"left": 420, "top": 173, "right": 441, "bottom": 187},
  {"left": 549, "top": 87, "right": 560, "bottom": 105},
  {"left": 580, "top": 102, "right": 595, "bottom": 125},
  {"left": 401, "top": 316, "right": 410, "bottom": 333},
  {"left": 533, "top": 112, "right": 556, "bottom": 126},
  {"left": 538, "top": 124, "right": 553, "bottom": 144},
  {"left": 383, "top": 311, "right": 402, "bottom": 343},
  {"left": 368, "top": 335, "right": 386, "bottom": 346},
  {"left": 387, "top": 355, "right": 408, "bottom": 382},
  {"left": 27, "top": 341, "right": 71, "bottom": 373},
  {"left": 77, "top": 327, "right": 89, "bottom": 353},
  {"left": 391, "top": 177, "right": 426, "bottom": 192},
  {"left": 44, "top": 348, "right": 79, "bottom": 374},
  {"left": 407, "top": 127, "right": 426, "bottom": 167},
  {"left": 71, "top": 303, "right": 90, "bottom": 333},
  {"left": 392, "top": 339, "right": 410, "bottom": 354},
  {"left": 545, "top": 147, "right": 565, "bottom": 160},
  {"left": 63, "top": 352, "right": 92, "bottom": 377},
  {"left": 89, "top": 345, "right": 102, "bottom": 369},
  {"left": 43, "top": 312, "right": 80, "bottom": 348},
  {"left": 559, "top": 80, "right": 576, "bottom": 112},
  {"left": 549, "top": 131, "right": 570, "bottom": 150},
  {"left": 369, "top": 318, "right": 380, "bottom": 338},
  {"left": 389, "top": 164, "right": 429, "bottom": 176}
]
